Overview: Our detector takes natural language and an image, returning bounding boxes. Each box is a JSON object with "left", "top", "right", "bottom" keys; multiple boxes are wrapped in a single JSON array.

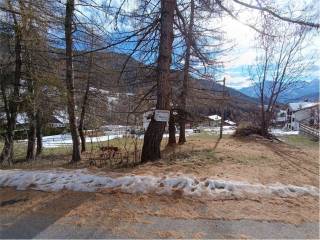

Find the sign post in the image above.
[{"left": 154, "top": 110, "right": 170, "bottom": 122}]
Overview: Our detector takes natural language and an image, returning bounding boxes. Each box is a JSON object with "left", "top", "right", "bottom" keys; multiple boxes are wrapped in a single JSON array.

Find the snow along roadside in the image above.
[{"left": 0, "top": 169, "right": 318, "bottom": 199}]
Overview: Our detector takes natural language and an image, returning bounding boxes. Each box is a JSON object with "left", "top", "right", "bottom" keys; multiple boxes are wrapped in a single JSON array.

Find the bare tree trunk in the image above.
[
  {"left": 260, "top": 91, "right": 271, "bottom": 137},
  {"left": 79, "top": 47, "right": 93, "bottom": 153},
  {"left": 178, "top": 115, "right": 186, "bottom": 143},
  {"left": 0, "top": 82, "right": 15, "bottom": 166},
  {"left": 260, "top": 101, "right": 268, "bottom": 136},
  {"left": 179, "top": 0, "right": 194, "bottom": 144},
  {"left": 0, "top": 122, "right": 15, "bottom": 166},
  {"left": 168, "top": 110, "right": 176, "bottom": 146},
  {"left": 79, "top": 78, "right": 90, "bottom": 153},
  {"left": 65, "top": 0, "right": 81, "bottom": 162},
  {"left": 141, "top": 0, "right": 175, "bottom": 163},
  {"left": 26, "top": 113, "right": 36, "bottom": 161},
  {"left": 36, "top": 110, "right": 42, "bottom": 155},
  {"left": 25, "top": 59, "right": 37, "bottom": 161},
  {"left": 259, "top": 50, "right": 268, "bottom": 137},
  {"left": 0, "top": 7, "right": 21, "bottom": 165}
]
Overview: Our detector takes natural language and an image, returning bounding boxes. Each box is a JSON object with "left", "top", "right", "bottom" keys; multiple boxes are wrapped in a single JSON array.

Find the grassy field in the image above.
[
  {"left": 280, "top": 134, "right": 319, "bottom": 148},
  {"left": 0, "top": 136, "right": 145, "bottom": 168},
  {"left": 0, "top": 132, "right": 319, "bottom": 232},
  {"left": 0, "top": 132, "right": 319, "bottom": 188},
  {"left": 0, "top": 133, "right": 216, "bottom": 166}
]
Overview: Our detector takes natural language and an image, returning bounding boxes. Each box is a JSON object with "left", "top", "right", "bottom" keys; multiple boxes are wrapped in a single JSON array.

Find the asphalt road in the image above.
[
  {"left": 37, "top": 218, "right": 319, "bottom": 239},
  {"left": 0, "top": 189, "right": 319, "bottom": 239},
  {"left": 1, "top": 214, "right": 319, "bottom": 239}
]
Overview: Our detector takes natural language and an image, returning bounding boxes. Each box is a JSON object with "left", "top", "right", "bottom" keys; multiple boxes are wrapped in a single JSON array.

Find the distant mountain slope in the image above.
[
  {"left": 239, "top": 79, "right": 319, "bottom": 103},
  {"left": 73, "top": 51, "right": 259, "bottom": 122},
  {"left": 191, "top": 78, "right": 259, "bottom": 122},
  {"left": 195, "top": 78, "right": 257, "bottom": 103}
]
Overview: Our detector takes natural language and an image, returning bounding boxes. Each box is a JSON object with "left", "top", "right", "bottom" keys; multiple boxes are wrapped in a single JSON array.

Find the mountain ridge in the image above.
[{"left": 238, "top": 79, "right": 319, "bottom": 103}]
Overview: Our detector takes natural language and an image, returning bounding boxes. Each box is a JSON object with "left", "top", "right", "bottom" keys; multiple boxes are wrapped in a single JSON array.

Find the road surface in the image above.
[{"left": 0, "top": 188, "right": 319, "bottom": 239}]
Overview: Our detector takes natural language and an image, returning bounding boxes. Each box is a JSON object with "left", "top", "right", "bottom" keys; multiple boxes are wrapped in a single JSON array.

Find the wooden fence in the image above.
[{"left": 299, "top": 123, "right": 320, "bottom": 139}]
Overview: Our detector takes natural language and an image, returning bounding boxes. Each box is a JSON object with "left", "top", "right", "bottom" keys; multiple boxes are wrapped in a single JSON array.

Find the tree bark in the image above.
[
  {"left": 1, "top": 134, "right": 14, "bottom": 166},
  {"left": 36, "top": 110, "right": 43, "bottom": 155},
  {"left": 141, "top": 0, "right": 175, "bottom": 163},
  {"left": 178, "top": 0, "right": 194, "bottom": 144},
  {"left": 79, "top": 78, "right": 90, "bottom": 153},
  {"left": 25, "top": 54, "right": 37, "bottom": 161},
  {"left": 260, "top": 86, "right": 269, "bottom": 137},
  {"left": 64, "top": 0, "right": 81, "bottom": 162},
  {"left": 26, "top": 113, "right": 36, "bottom": 161},
  {"left": 0, "top": 6, "right": 21, "bottom": 165},
  {"left": 78, "top": 48, "right": 93, "bottom": 153},
  {"left": 259, "top": 49, "right": 268, "bottom": 137},
  {"left": 168, "top": 110, "right": 176, "bottom": 146},
  {"left": 178, "top": 114, "right": 186, "bottom": 144}
]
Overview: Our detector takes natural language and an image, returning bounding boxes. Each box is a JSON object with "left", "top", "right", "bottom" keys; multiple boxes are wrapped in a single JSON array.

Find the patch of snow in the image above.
[
  {"left": 0, "top": 169, "right": 318, "bottom": 199},
  {"left": 107, "top": 96, "right": 118, "bottom": 103},
  {"left": 163, "top": 131, "right": 194, "bottom": 138},
  {"left": 224, "top": 120, "right": 236, "bottom": 125},
  {"left": 101, "top": 125, "right": 128, "bottom": 131},
  {"left": 40, "top": 133, "right": 122, "bottom": 148},
  {"left": 185, "top": 129, "right": 194, "bottom": 133},
  {"left": 19, "top": 126, "right": 194, "bottom": 148},
  {"left": 202, "top": 126, "right": 236, "bottom": 135},
  {"left": 270, "top": 128, "right": 299, "bottom": 136},
  {"left": 89, "top": 87, "right": 110, "bottom": 95}
]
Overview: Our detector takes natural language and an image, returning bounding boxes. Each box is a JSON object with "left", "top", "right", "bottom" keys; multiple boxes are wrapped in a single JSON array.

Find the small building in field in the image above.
[
  {"left": 286, "top": 102, "right": 319, "bottom": 130},
  {"left": 49, "top": 111, "right": 69, "bottom": 128},
  {"left": 0, "top": 111, "right": 68, "bottom": 130},
  {"left": 208, "top": 114, "right": 221, "bottom": 127},
  {"left": 271, "top": 109, "right": 287, "bottom": 127},
  {"left": 47, "top": 116, "right": 67, "bottom": 128},
  {"left": 275, "top": 110, "right": 287, "bottom": 123}
]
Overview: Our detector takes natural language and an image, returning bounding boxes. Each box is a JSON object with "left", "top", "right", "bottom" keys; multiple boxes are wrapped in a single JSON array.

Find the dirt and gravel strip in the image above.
[{"left": 0, "top": 187, "right": 319, "bottom": 239}]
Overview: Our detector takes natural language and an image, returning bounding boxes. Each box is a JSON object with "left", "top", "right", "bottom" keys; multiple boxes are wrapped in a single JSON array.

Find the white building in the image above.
[
  {"left": 207, "top": 114, "right": 221, "bottom": 127},
  {"left": 275, "top": 110, "right": 287, "bottom": 123},
  {"left": 286, "top": 102, "right": 319, "bottom": 130}
]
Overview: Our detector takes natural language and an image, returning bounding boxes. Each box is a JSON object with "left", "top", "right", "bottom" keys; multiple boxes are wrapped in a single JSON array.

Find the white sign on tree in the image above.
[{"left": 154, "top": 110, "right": 170, "bottom": 122}]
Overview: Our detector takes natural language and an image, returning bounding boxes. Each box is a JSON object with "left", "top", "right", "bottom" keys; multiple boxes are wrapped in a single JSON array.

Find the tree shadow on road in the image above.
[{"left": 0, "top": 191, "right": 94, "bottom": 239}]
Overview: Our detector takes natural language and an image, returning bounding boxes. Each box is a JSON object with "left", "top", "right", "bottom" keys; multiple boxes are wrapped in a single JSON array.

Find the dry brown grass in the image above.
[
  {"left": 1, "top": 135, "right": 319, "bottom": 238},
  {"left": 129, "top": 134, "right": 319, "bottom": 187},
  {"left": 1, "top": 187, "right": 318, "bottom": 229},
  {"left": 2, "top": 133, "right": 319, "bottom": 188}
]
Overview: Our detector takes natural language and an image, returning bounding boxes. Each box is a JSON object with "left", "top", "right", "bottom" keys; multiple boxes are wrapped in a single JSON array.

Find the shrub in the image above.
[{"left": 233, "top": 122, "right": 263, "bottom": 137}]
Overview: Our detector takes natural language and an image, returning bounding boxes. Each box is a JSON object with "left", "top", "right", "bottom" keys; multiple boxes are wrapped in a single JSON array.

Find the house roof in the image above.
[
  {"left": 224, "top": 120, "right": 236, "bottom": 125},
  {"left": 1, "top": 111, "right": 69, "bottom": 125},
  {"left": 208, "top": 115, "right": 221, "bottom": 121},
  {"left": 288, "top": 102, "right": 318, "bottom": 112},
  {"left": 53, "top": 111, "right": 69, "bottom": 124}
]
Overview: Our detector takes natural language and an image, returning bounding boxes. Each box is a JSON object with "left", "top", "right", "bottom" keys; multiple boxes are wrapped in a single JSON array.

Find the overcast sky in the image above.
[{"left": 220, "top": 6, "right": 320, "bottom": 89}]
